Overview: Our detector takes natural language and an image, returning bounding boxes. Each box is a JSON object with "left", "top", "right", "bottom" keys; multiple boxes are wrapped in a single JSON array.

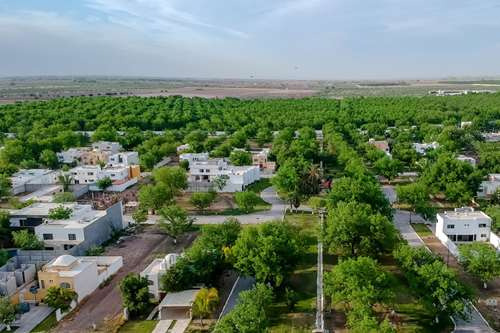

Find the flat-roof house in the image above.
[
  {"left": 478, "top": 174, "right": 500, "bottom": 198},
  {"left": 57, "top": 148, "right": 89, "bottom": 164},
  {"left": 36, "top": 255, "right": 122, "bottom": 302},
  {"left": 176, "top": 144, "right": 191, "bottom": 153},
  {"left": 483, "top": 132, "right": 500, "bottom": 142},
  {"left": 251, "top": 149, "right": 276, "bottom": 171},
  {"left": 436, "top": 207, "right": 492, "bottom": 243},
  {"left": 91, "top": 141, "right": 122, "bottom": 154},
  {"left": 11, "top": 169, "right": 60, "bottom": 195},
  {"left": 368, "top": 138, "right": 391, "bottom": 157},
  {"left": 140, "top": 253, "right": 179, "bottom": 300},
  {"left": 108, "top": 151, "right": 139, "bottom": 167},
  {"left": 158, "top": 289, "right": 200, "bottom": 320},
  {"left": 179, "top": 153, "right": 209, "bottom": 166},
  {"left": 413, "top": 142, "right": 439, "bottom": 155},
  {"left": 70, "top": 165, "right": 139, "bottom": 192}
]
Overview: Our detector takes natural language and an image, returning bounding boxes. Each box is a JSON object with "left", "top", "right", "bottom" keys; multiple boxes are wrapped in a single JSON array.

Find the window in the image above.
[
  {"left": 68, "top": 234, "right": 76, "bottom": 241},
  {"left": 64, "top": 244, "right": 74, "bottom": 250},
  {"left": 43, "top": 234, "right": 53, "bottom": 240},
  {"left": 464, "top": 224, "right": 469, "bottom": 228},
  {"left": 479, "top": 223, "right": 487, "bottom": 228},
  {"left": 447, "top": 225, "right": 455, "bottom": 229},
  {"left": 481, "top": 234, "right": 487, "bottom": 238},
  {"left": 40, "top": 280, "right": 45, "bottom": 289},
  {"left": 60, "top": 282, "right": 71, "bottom": 289}
]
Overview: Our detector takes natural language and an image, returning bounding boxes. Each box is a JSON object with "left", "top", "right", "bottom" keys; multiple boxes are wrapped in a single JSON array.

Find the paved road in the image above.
[
  {"left": 383, "top": 185, "right": 494, "bottom": 333},
  {"left": 219, "top": 276, "right": 255, "bottom": 318},
  {"left": 192, "top": 187, "right": 286, "bottom": 224},
  {"left": 14, "top": 305, "right": 53, "bottom": 333}
]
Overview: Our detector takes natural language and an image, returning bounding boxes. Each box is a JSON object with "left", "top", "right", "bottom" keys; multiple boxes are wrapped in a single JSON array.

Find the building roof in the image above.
[
  {"left": 438, "top": 207, "right": 491, "bottom": 222},
  {"left": 52, "top": 255, "right": 77, "bottom": 267},
  {"left": 159, "top": 289, "right": 199, "bottom": 308},
  {"left": 368, "top": 139, "right": 389, "bottom": 151}
]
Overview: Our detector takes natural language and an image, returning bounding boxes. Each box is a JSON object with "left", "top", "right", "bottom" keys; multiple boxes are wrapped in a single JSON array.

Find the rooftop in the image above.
[
  {"left": 14, "top": 203, "right": 106, "bottom": 228},
  {"left": 159, "top": 289, "right": 199, "bottom": 308},
  {"left": 438, "top": 207, "right": 491, "bottom": 221}
]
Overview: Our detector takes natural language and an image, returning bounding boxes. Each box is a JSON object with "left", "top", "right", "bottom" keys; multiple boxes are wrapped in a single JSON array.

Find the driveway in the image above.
[
  {"left": 54, "top": 228, "right": 196, "bottom": 333},
  {"left": 192, "top": 187, "right": 286, "bottom": 224},
  {"left": 14, "top": 304, "right": 53, "bottom": 333}
]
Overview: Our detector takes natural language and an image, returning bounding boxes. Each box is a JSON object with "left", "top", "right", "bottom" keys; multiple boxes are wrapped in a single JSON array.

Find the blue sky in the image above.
[{"left": 1, "top": 0, "right": 500, "bottom": 79}]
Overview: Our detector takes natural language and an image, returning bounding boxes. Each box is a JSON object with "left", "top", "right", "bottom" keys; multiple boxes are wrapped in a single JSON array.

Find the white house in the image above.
[
  {"left": 477, "top": 174, "right": 500, "bottom": 198},
  {"left": 456, "top": 155, "right": 476, "bottom": 166},
  {"left": 11, "top": 169, "right": 60, "bottom": 195},
  {"left": 158, "top": 289, "right": 200, "bottom": 320},
  {"left": 179, "top": 152, "right": 209, "bottom": 166},
  {"left": 56, "top": 148, "right": 88, "bottom": 164},
  {"left": 140, "top": 253, "right": 179, "bottom": 300},
  {"left": 251, "top": 149, "right": 276, "bottom": 171},
  {"left": 188, "top": 158, "right": 260, "bottom": 192},
  {"left": 69, "top": 166, "right": 103, "bottom": 185},
  {"left": 37, "top": 255, "right": 123, "bottom": 302},
  {"left": 91, "top": 141, "right": 122, "bottom": 154},
  {"left": 176, "top": 144, "right": 191, "bottom": 153},
  {"left": 413, "top": 142, "right": 439, "bottom": 155},
  {"left": 483, "top": 132, "right": 500, "bottom": 142},
  {"left": 436, "top": 207, "right": 492, "bottom": 243},
  {"left": 108, "top": 151, "right": 139, "bottom": 167},
  {"left": 70, "top": 165, "right": 138, "bottom": 192}
]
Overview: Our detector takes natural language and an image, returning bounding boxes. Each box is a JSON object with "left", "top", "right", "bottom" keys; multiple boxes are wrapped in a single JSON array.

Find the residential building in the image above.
[
  {"left": 176, "top": 144, "right": 191, "bottom": 153},
  {"left": 10, "top": 202, "right": 125, "bottom": 253},
  {"left": 140, "top": 253, "right": 179, "bottom": 300},
  {"left": 368, "top": 138, "right": 391, "bottom": 157},
  {"left": 70, "top": 165, "right": 139, "bottom": 192},
  {"left": 0, "top": 257, "right": 36, "bottom": 304},
  {"left": 478, "top": 174, "right": 500, "bottom": 198},
  {"left": 108, "top": 151, "right": 139, "bottom": 167},
  {"left": 11, "top": 169, "right": 60, "bottom": 195},
  {"left": 70, "top": 165, "right": 103, "bottom": 185},
  {"left": 460, "top": 121, "right": 473, "bottom": 128},
  {"left": 456, "top": 155, "right": 476, "bottom": 166},
  {"left": 91, "top": 141, "right": 122, "bottom": 154},
  {"left": 413, "top": 142, "right": 439, "bottom": 155},
  {"left": 158, "top": 289, "right": 200, "bottom": 320},
  {"left": 188, "top": 158, "right": 260, "bottom": 192},
  {"left": 251, "top": 149, "right": 276, "bottom": 171},
  {"left": 36, "top": 255, "right": 122, "bottom": 302},
  {"left": 179, "top": 152, "right": 209, "bottom": 166},
  {"left": 436, "top": 207, "right": 492, "bottom": 243},
  {"left": 56, "top": 148, "right": 89, "bottom": 164},
  {"left": 80, "top": 149, "right": 111, "bottom": 166},
  {"left": 483, "top": 132, "right": 500, "bottom": 142}
]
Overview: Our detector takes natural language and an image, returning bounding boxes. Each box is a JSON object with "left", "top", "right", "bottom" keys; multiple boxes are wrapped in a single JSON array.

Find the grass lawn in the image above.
[
  {"left": 118, "top": 320, "right": 157, "bottom": 333},
  {"left": 246, "top": 178, "right": 272, "bottom": 193},
  {"left": 31, "top": 313, "right": 57, "bottom": 333},
  {"left": 411, "top": 223, "right": 432, "bottom": 237},
  {"left": 267, "top": 213, "right": 319, "bottom": 332}
]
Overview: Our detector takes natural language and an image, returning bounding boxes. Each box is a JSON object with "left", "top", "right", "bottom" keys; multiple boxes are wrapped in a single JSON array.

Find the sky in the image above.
[{"left": 1, "top": 0, "right": 500, "bottom": 80}]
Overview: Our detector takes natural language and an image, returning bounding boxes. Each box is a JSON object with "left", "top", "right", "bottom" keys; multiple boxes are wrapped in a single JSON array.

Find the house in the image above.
[
  {"left": 368, "top": 138, "right": 391, "bottom": 157},
  {"left": 477, "top": 174, "right": 500, "bottom": 198},
  {"left": 10, "top": 202, "right": 125, "bottom": 253},
  {"left": 80, "top": 149, "right": 111, "bottom": 165},
  {"left": 158, "top": 289, "right": 200, "bottom": 320},
  {"left": 187, "top": 158, "right": 260, "bottom": 192},
  {"left": 456, "top": 155, "right": 476, "bottom": 166},
  {"left": 436, "top": 207, "right": 492, "bottom": 243},
  {"left": 11, "top": 169, "right": 60, "bottom": 195},
  {"left": 251, "top": 149, "right": 276, "bottom": 171},
  {"left": 483, "top": 132, "right": 500, "bottom": 142},
  {"left": 140, "top": 253, "right": 179, "bottom": 300},
  {"left": 176, "top": 144, "right": 191, "bottom": 153},
  {"left": 0, "top": 257, "right": 36, "bottom": 304},
  {"left": 91, "top": 141, "right": 122, "bottom": 154},
  {"left": 179, "top": 153, "right": 209, "bottom": 166},
  {"left": 57, "top": 148, "right": 89, "bottom": 164},
  {"left": 460, "top": 121, "right": 473, "bottom": 128},
  {"left": 69, "top": 165, "right": 103, "bottom": 185},
  {"left": 35, "top": 255, "right": 122, "bottom": 302},
  {"left": 108, "top": 152, "right": 139, "bottom": 167},
  {"left": 70, "top": 165, "right": 139, "bottom": 192},
  {"left": 413, "top": 142, "right": 439, "bottom": 155}
]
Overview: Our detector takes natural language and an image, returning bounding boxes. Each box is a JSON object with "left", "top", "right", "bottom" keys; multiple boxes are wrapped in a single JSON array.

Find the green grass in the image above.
[
  {"left": 118, "top": 320, "right": 158, "bottom": 333},
  {"left": 31, "top": 312, "right": 57, "bottom": 333},
  {"left": 411, "top": 223, "right": 432, "bottom": 237},
  {"left": 246, "top": 178, "right": 272, "bottom": 193}
]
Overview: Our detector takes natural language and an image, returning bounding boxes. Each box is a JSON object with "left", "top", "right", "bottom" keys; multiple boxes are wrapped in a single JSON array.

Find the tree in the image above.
[
  {"left": 0, "top": 211, "right": 11, "bottom": 244},
  {"left": 138, "top": 183, "right": 173, "bottom": 214},
  {"left": 48, "top": 206, "right": 73, "bottom": 220},
  {"left": 12, "top": 230, "right": 43, "bottom": 250},
  {"left": 192, "top": 288, "right": 219, "bottom": 325},
  {"left": 229, "top": 150, "right": 252, "bottom": 166},
  {"left": 373, "top": 156, "right": 402, "bottom": 181},
  {"left": 39, "top": 149, "right": 59, "bottom": 169},
  {"left": 152, "top": 167, "right": 187, "bottom": 195},
  {"left": 0, "top": 250, "right": 9, "bottom": 267},
  {"left": 0, "top": 174, "right": 11, "bottom": 198},
  {"left": 214, "top": 283, "right": 273, "bottom": 333},
  {"left": 396, "top": 182, "right": 430, "bottom": 222},
  {"left": 256, "top": 128, "right": 272, "bottom": 147},
  {"left": 308, "top": 196, "right": 326, "bottom": 214},
  {"left": 212, "top": 175, "right": 229, "bottom": 192},
  {"left": 43, "top": 286, "right": 77, "bottom": 312},
  {"left": 190, "top": 192, "right": 216, "bottom": 212},
  {"left": 234, "top": 191, "right": 260, "bottom": 213},
  {"left": 132, "top": 209, "right": 147, "bottom": 224},
  {"left": 459, "top": 243, "right": 500, "bottom": 289},
  {"left": 119, "top": 273, "right": 151, "bottom": 317},
  {"left": 0, "top": 297, "right": 15, "bottom": 331},
  {"left": 58, "top": 173, "right": 73, "bottom": 192},
  {"left": 272, "top": 160, "right": 301, "bottom": 209},
  {"left": 233, "top": 221, "right": 303, "bottom": 287},
  {"left": 158, "top": 205, "right": 194, "bottom": 244},
  {"left": 323, "top": 201, "right": 397, "bottom": 257},
  {"left": 96, "top": 177, "right": 113, "bottom": 190},
  {"left": 53, "top": 192, "right": 76, "bottom": 203}
]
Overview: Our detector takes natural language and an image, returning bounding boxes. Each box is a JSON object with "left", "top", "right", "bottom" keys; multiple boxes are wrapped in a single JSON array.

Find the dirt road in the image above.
[{"left": 54, "top": 227, "right": 196, "bottom": 333}]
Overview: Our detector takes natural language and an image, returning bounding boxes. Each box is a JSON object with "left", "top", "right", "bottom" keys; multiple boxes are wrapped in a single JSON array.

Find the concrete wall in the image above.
[
  {"left": 16, "top": 249, "right": 71, "bottom": 269},
  {"left": 490, "top": 232, "right": 500, "bottom": 251},
  {"left": 435, "top": 228, "right": 460, "bottom": 257}
]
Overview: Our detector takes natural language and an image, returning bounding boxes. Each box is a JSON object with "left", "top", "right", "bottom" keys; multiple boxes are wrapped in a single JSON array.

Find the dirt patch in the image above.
[
  {"left": 53, "top": 226, "right": 197, "bottom": 333},
  {"left": 176, "top": 192, "right": 235, "bottom": 213}
]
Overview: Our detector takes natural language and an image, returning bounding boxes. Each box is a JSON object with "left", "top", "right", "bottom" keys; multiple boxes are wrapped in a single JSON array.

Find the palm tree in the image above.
[
  {"left": 58, "top": 174, "right": 73, "bottom": 192},
  {"left": 192, "top": 288, "right": 219, "bottom": 326}
]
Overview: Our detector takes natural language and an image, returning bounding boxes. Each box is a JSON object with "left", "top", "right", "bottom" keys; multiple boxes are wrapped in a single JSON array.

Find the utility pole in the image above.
[{"left": 314, "top": 209, "right": 326, "bottom": 333}]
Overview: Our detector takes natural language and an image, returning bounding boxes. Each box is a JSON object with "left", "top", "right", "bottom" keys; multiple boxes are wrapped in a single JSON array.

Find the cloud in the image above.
[
  {"left": 85, "top": 0, "right": 249, "bottom": 38},
  {"left": 257, "top": 0, "right": 325, "bottom": 19}
]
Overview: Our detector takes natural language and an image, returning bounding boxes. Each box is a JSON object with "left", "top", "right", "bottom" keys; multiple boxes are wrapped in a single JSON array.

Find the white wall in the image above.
[
  {"left": 35, "top": 226, "right": 85, "bottom": 242},
  {"left": 490, "top": 232, "right": 500, "bottom": 251}
]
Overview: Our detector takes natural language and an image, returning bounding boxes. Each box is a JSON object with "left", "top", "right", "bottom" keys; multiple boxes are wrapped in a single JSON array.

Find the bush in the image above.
[
  {"left": 12, "top": 230, "right": 43, "bottom": 250},
  {"left": 234, "top": 191, "right": 260, "bottom": 213},
  {"left": 85, "top": 245, "right": 104, "bottom": 256},
  {"left": 48, "top": 206, "right": 72, "bottom": 220}
]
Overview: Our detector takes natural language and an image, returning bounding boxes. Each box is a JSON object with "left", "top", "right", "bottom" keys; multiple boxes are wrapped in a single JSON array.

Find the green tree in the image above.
[
  {"left": 190, "top": 192, "right": 216, "bottom": 212},
  {"left": 256, "top": 128, "right": 272, "bottom": 147},
  {"left": 0, "top": 250, "right": 9, "bottom": 267},
  {"left": 0, "top": 297, "right": 16, "bottom": 331},
  {"left": 43, "top": 286, "right": 77, "bottom": 312},
  {"left": 374, "top": 156, "right": 402, "bottom": 181},
  {"left": 158, "top": 205, "right": 194, "bottom": 244},
  {"left": 272, "top": 160, "right": 301, "bottom": 209},
  {"left": 53, "top": 192, "right": 76, "bottom": 203},
  {"left": 0, "top": 174, "right": 12, "bottom": 198},
  {"left": 233, "top": 221, "right": 303, "bottom": 287},
  {"left": 132, "top": 209, "right": 148, "bottom": 224},
  {"left": 459, "top": 243, "right": 500, "bottom": 289},
  {"left": 308, "top": 196, "right": 326, "bottom": 214},
  {"left": 39, "top": 149, "right": 59, "bottom": 169},
  {"left": 214, "top": 283, "right": 273, "bottom": 333},
  {"left": 96, "top": 177, "right": 113, "bottom": 190},
  {"left": 57, "top": 173, "right": 73, "bottom": 192},
  {"left": 212, "top": 175, "right": 229, "bottom": 192},
  {"left": 0, "top": 211, "right": 11, "bottom": 244},
  {"left": 119, "top": 273, "right": 151, "bottom": 317},
  {"left": 138, "top": 183, "right": 173, "bottom": 214},
  {"left": 229, "top": 150, "right": 252, "bottom": 166},
  {"left": 192, "top": 287, "right": 219, "bottom": 325},
  {"left": 48, "top": 206, "right": 73, "bottom": 220},
  {"left": 152, "top": 167, "right": 187, "bottom": 194},
  {"left": 234, "top": 191, "right": 260, "bottom": 213},
  {"left": 12, "top": 230, "right": 43, "bottom": 250},
  {"left": 396, "top": 182, "right": 430, "bottom": 222}
]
